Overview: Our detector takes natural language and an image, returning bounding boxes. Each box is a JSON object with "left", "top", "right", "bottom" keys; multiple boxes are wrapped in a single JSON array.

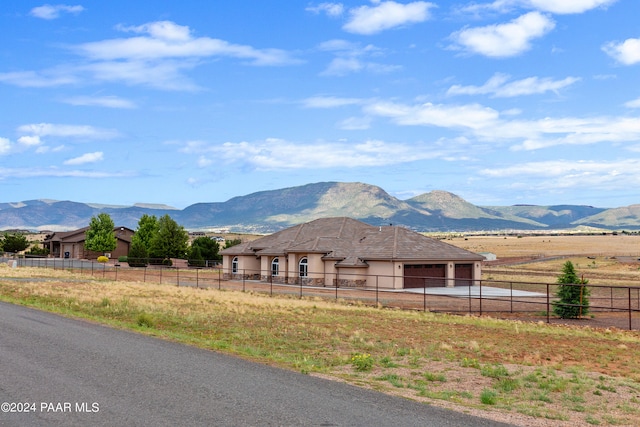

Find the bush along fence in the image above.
[{"left": 3, "top": 257, "right": 639, "bottom": 331}]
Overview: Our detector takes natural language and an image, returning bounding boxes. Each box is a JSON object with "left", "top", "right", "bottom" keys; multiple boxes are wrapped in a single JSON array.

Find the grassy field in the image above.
[{"left": 1, "top": 234, "right": 640, "bottom": 426}]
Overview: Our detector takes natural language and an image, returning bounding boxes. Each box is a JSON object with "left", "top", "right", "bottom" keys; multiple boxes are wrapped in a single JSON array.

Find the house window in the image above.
[
  {"left": 271, "top": 257, "right": 279, "bottom": 276},
  {"left": 299, "top": 257, "right": 308, "bottom": 277},
  {"left": 232, "top": 257, "right": 238, "bottom": 273}
]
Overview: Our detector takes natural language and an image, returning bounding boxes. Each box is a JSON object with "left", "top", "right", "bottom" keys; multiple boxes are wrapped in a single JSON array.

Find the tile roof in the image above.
[{"left": 221, "top": 217, "right": 483, "bottom": 266}]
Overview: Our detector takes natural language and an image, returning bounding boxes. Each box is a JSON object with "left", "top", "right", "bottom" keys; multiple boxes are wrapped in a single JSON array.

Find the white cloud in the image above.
[
  {"left": 302, "top": 96, "right": 364, "bottom": 108},
  {"left": 64, "top": 151, "right": 104, "bottom": 165},
  {"left": 338, "top": 116, "right": 372, "bottom": 130},
  {"left": 321, "top": 57, "right": 400, "bottom": 76},
  {"left": 458, "top": 0, "right": 616, "bottom": 15},
  {"left": 181, "top": 137, "right": 456, "bottom": 170},
  {"left": 17, "top": 123, "right": 119, "bottom": 139},
  {"left": 476, "top": 159, "right": 640, "bottom": 200},
  {"left": 0, "top": 138, "right": 11, "bottom": 155},
  {"left": 0, "top": 20, "right": 300, "bottom": 91},
  {"left": 365, "top": 101, "right": 500, "bottom": 129},
  {"left": 17, "top": 135, "right": 42, "bottom": 146},
  {"left": 624, "top": 98, "right": 640, "bottom": 108},
  {"left": 64, "top": 95, "right": 137, "bottom": 109},
  {"left": 479, "top": 159, "right": 640, "bottom": 193},
  {"left": 447, "top": 73, "right": 580, "bottom": 97},
  {"left": 363, "top": 98, "right": 640, "bottom": 151},
  {"left": 197, "top": 156, "right": 213, "bottom": 167},
  {"left": 525, "top": 0, "right": 617, "bottom": 14},
  {"left": 77, "top": 21, "right": 298, "bottom": 66},
  {"left": 317, "top": 39, "right": 399, "bottom": 76},
  {"left": 30, "top": 4, "right": 85, "bottom": 20},
  {"left": 0, "top": 70, "right": 78, "bottom": 88},
  {"left": 306, "top": 3, "right": 345, "bottom": 16},
  {"left": 603, "top": 38, "right": 640, "bottom": 65},
  {"left": 343, "top": 1, "right": 435, "bottom": 35},
  {"left": 450, "top": 12, "right": 555, "bottom": 57},
  {"left": 0, "top": 167, "right": 129, "bottom": 179},
  {"left": 510, "top": 117, "right": 640, "bottom": 150}
]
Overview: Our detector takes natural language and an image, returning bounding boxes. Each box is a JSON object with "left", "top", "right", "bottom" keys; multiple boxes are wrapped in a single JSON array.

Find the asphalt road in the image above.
[{"left": 0, "top": 302, "right": 513, "bottom": 426}]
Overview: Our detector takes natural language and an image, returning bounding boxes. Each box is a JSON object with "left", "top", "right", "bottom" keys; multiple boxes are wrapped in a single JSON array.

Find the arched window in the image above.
[
  {"left": 299, "top": 257, "right": 308, "bottom": 278},
  {"left": 271, "top": 257, "right": 279, "bottom": 276},
  {"left": 232, "top": 257, "right": 238, "bottom": 273}
]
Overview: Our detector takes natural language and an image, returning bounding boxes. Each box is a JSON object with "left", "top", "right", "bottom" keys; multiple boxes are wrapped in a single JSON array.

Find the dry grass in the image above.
[
  {"left": 2, "top": 260, "right": 640, "bottom": 426},
  {"left": 447, "top": 234, "right": 640, "bottom": 259}
]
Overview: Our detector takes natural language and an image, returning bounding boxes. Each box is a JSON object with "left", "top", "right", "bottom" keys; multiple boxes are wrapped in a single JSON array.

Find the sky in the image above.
[{"left": 1, "top": 0, "right": 640, "bottom": 209}]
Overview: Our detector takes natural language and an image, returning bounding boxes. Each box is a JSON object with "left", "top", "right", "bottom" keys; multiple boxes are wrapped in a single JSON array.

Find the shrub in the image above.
[
  {"left": 136, "top": 312, "right": 155, "bottom": 328},
  {"left": 481, "top": 363, "right": 509, "bottom": 379},
  {"left": 480, "top": 389, "right": 498, "bottom": 405},
  {"left": 351, "top": 353, "right": 374, "bottom": 372},
  {"left": 26, "top": 245, "right": 49, "bottom": 256},
  {"left": 118, "top": 256, "right": 128, "bottom": 262},
  {"left": 97, "top": 256, "right": 109, "bottom": 263}
]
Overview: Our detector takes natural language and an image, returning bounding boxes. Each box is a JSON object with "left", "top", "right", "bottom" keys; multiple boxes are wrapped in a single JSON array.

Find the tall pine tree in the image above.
[{"left": 553, "top": 261, "right": 590, "bottom": 319}]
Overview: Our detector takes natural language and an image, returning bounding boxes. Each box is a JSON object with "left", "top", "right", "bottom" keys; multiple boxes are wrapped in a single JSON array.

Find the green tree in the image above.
[
  {"left": 190, "top": 237, "right": 220, "bottom": 262},
  {"left": 1, "top": 233, "right": 30, "bottom": 253},
  {"left": 127, "top": 238, "right": 148, "bottom": 267},
  {"left": 131, "top": 214, "right": 158, "bottom": 253},
  {"left": 188, "top": 245, "right": 205, "bottom": 267},
  {"left": 224, "top": 238, "right": 242, "bottom": 249},
  {"left": 85, "top": 213, "right": 117, "bottom": 255},
  {"left": 148, "top": 215, "right": 188, "bottom": 260},
  {"left": 553, "top": 261, "right": 590, "bottom": 319}
]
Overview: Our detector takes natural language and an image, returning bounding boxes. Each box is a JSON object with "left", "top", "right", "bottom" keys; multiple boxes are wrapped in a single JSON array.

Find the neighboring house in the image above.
[
  {"left": 43, "top": 226, "right": 134, "bottom": 260},
  {"left": 220, "top": 217, "right": 483, "bottom": 289}
]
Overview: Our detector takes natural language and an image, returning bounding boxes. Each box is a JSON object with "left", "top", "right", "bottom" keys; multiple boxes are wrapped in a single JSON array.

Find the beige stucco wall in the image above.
[
  {"left": 223, "top": 254, "right": 260, "bottom": 275},
  {"left": 224, "top": 254, "right": 482, "bottom": 289},
  {"left": 365, "top": 260, "right": 402, "bottom": 289}
]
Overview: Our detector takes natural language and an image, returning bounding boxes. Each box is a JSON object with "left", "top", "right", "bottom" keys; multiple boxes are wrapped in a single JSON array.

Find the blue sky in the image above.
[{"left": 1, "top": 1, "right": 639, "bottom": 209}]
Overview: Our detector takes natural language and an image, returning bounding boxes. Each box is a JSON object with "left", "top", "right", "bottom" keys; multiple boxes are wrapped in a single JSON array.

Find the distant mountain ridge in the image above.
[{"left": 0, "top": 181, "right": 636, "bottom": 232}]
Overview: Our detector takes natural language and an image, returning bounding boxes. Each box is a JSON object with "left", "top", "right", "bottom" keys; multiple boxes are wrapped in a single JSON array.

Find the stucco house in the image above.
[
  {"left": 43, "top": 226, "right": 134, "bottom": 260},
  {"left": 220, "top": 217, "right": 483, "bottom": 289}
]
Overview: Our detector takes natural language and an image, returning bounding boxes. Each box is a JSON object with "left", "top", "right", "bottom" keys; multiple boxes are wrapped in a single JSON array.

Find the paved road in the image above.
[{"left": 0, "top": 302, "right": 513, "bottom": 426}]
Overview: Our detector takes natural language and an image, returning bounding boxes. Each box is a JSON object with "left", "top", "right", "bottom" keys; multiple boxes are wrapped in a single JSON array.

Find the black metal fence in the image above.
[{"left": 2, "top": 257, "right": 639, "bottom": 330}]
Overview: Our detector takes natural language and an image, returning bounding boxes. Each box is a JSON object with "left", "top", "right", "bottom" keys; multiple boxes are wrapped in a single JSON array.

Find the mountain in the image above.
[
  {"left": 572, "top": 205, "right": 640, "bottom": 229},
  {"left": 0, "top": 182, "right": 636, "bottom": 232}
]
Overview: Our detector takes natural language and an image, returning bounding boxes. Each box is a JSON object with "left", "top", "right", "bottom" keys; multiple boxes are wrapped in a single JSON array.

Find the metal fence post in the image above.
[
  {"left": 510, "top": 282, "right": 513, "bottom": 313},
  {"left": 629, "top": 287, "right": 632, "bottom": 331},
  {"left": 546, "top": 283, "right": 550, "bottom": 324},
  {"left": 423, "top": 279, "right": 427, "bottom": 312},
  {"left": 479, "top": 280, "right": 483, "bottom": 317},
  {"left": 375, "top": 275, "right": 379, "bottom": 307}
]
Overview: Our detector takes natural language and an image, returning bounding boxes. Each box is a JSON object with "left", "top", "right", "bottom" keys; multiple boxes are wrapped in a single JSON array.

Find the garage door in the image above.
[
  {"left": 455, "top": 264, "right": 473, "bottom": 286},
  {"left": 404, "top": 264, "right": 446, "bottom": 288}
]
